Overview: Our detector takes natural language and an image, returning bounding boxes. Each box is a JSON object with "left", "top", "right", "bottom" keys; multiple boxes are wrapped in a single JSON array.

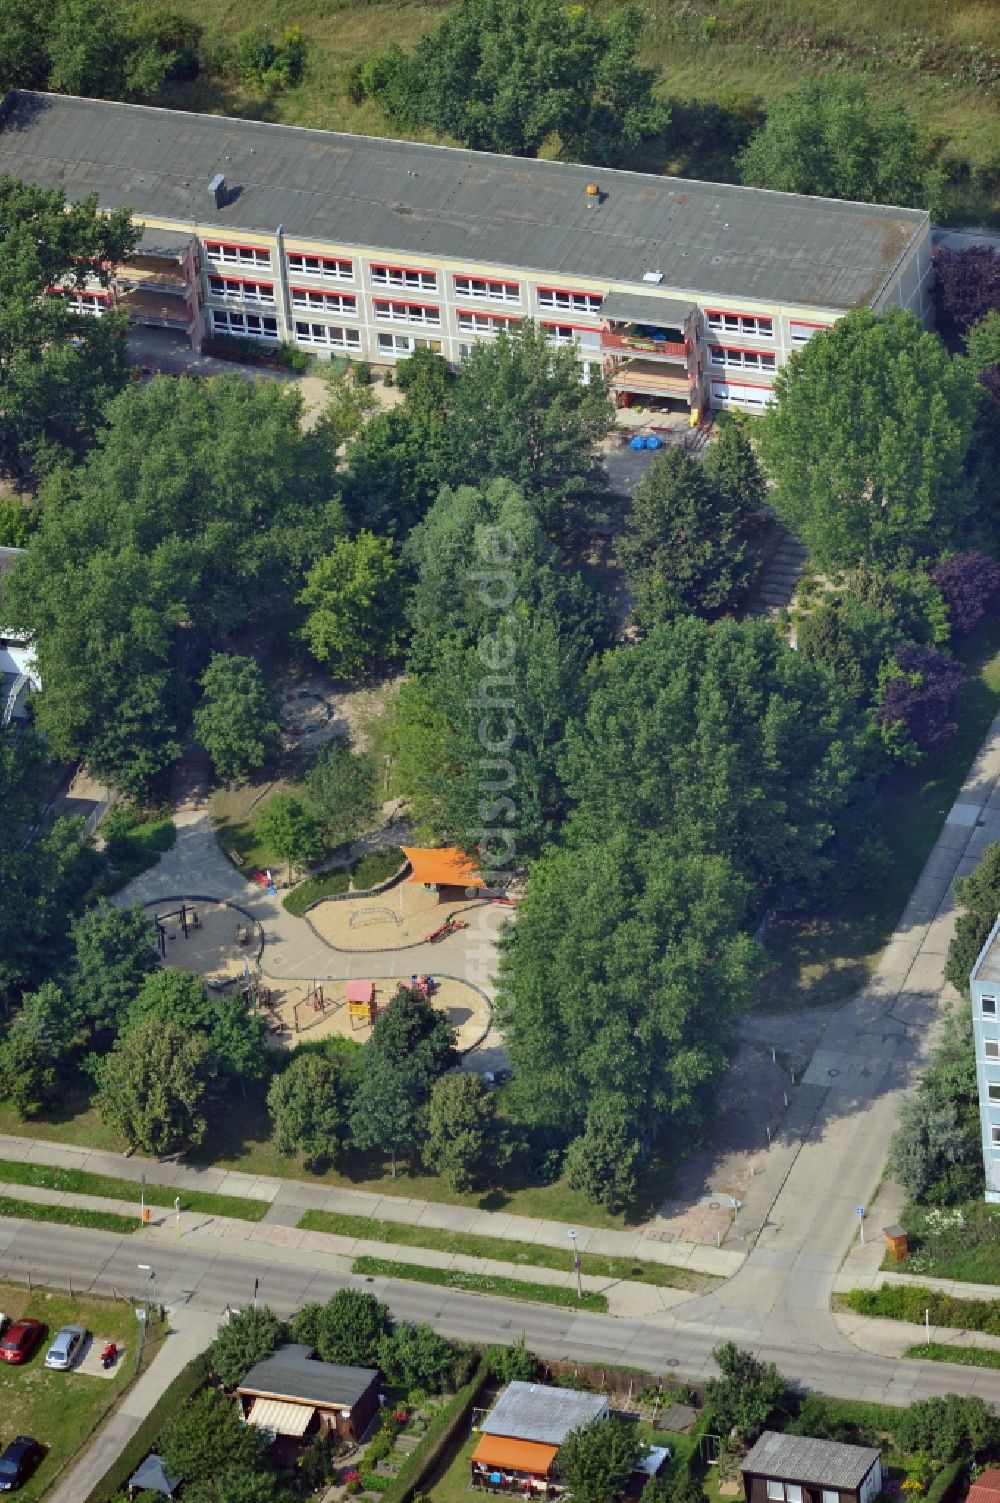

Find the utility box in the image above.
[{"left": 883, "top": 1224, "right": 908, "bottom": 1260}]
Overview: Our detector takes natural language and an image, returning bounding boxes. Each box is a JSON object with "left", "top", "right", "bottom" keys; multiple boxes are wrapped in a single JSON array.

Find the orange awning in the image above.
[
  {"left": 471, "top": 1437, "right": 559, "bottom": 1475},
  {"left": 402, "top": 847, "right": 485, "bottom": 888}
]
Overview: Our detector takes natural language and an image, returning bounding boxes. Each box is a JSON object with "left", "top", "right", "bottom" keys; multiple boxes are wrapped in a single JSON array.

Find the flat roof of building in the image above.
[
  {"left": 971, "top": 913, "right": 1000, "bottom": 986},
  {"left": 742, "top": 1432, "right": 881, "bottom": 1491},
  {"left": 481, "top": 1381, "right": 607, "bottom": 1446},
  {"left": 0, "top": 90, "right": 928, "bottom": 312}
]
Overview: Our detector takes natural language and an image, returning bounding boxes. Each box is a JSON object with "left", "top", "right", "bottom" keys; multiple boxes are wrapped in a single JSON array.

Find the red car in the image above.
[{"left": 0, "top": 1320, "right": 44, "bottom": 1365}]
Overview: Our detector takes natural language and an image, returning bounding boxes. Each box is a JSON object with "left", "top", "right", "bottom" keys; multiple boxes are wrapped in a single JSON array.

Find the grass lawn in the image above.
[
  {"left": 95, "top": 812, "right": 176, "bottom": 898},
  {"left": 755, "top": 618, "right": 1000, "bottom": 1012},
  {"left": 0, "top": 1283, "right": 166, "bottom": 1502},
  {"left": 0, "top": 1194, "right": 135, "bottom": 1235},
  {"left": 881, "top": 1200, "right": 1000, "bottom": 1284},
  {"left": 352, "top": 1254, "right": 608, "bottom": 1310},
  {"left": 146, "top": 0, "right": 999, "bottom": 227},
  {"left": 210, "top": 777, "right": 302, "bottom": 874},
  {"left": 904, "top": 1341, "right": 1000, "bottom": 1369},
  {"left": 0, "top": 1157, "right": 268, "bottom": 1223},
  {"left": 298, "top": 1210, "right": 718, "bottom": 1291}
]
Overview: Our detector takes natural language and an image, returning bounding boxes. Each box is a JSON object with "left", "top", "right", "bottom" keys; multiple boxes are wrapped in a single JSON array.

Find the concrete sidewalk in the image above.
[{"left": 0, "top": 1134, "right": 742, "bottom": 1280}]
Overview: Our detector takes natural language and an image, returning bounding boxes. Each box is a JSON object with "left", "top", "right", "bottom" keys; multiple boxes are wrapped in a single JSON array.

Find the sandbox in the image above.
[{"left": 305, "top": 882, "right": 487, "bottom": 952}]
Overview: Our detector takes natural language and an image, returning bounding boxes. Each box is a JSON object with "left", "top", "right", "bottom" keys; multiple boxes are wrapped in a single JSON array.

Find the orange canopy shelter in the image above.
[
  {"left": 471, "top": 1436, "right": 559, "bottom": 1476},
  {"left": 402, "top": 847, "right": 485, "bottom": 889}
]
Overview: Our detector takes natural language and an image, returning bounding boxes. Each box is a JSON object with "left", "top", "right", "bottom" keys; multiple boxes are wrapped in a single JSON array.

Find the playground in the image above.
[
  {"left": 253, "top": 973, "right": 491, "bottom": 1052},
  {"left": 305, "top": 881, "right": 487, "bottom": 952},
  {"left": 147, "top": 899, "right": 261, "bottom": 989}
]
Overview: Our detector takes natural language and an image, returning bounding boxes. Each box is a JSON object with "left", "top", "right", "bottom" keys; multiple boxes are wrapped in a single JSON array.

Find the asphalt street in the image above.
[{"left": 3, "top": 1217, "right": 1000, "bottom": 1408}]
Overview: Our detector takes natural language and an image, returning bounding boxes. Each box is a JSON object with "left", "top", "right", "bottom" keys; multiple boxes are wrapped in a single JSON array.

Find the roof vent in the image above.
[
  {"left": 208, "top": 173, "right": 227, "bottom": 209},
  {"left": 642, "top": 270, "right": 664, "bottom": 284}
]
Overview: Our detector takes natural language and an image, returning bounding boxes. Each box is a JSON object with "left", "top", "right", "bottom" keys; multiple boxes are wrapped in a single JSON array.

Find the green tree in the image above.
[
  {"left": 4, "top": 374, "right": 342, "bottom": 793},
  {"left": 46, "top": 0, "right": 168, "bottom": 99},
  {"left": 193, "top": 654, "right": 279, "bottom": 784},
  {"left": 349, "top": 986, "right": 458, "bottom": 1174},
  {"left": 702, "top": 421, "right": 768, "bottom": 518},
  {"left": 208, "top": 1305, "right": 284, "bottom": 1388},
  {"left": 706, "top": 1343, "right": 789, "bottom": 1444},
  {"left": 0, "top": 177, "right": 137, "bottom": 479},
  {"left": 291, "top": 1289, "right": 392, "bottom": 1367},
  {"left": 558, "top": 1417, "right": 646, "bottom": 1503},
  {"left": 377, "top": 1322, "right": 457, "bottom": 1394},
  {"left": 447, "top": 323, "right": 614, "bottom": 552},
  {"left": 0, "top": 981, "right": 87, "bottom": 1117},
  {"left": 946, "top": 841, "right": 1000, "bottom": 997},
  {"left": 364, "top": 0, "right": 665, "bottom": 164},
  {"left": 304, "top": 740, "right": 378, "bottom": 845},
  {"left": 95, "top": 1017, "right": 215, "bottom": 1155},
  {"left": 496, "top": 833, "right": 757, "bottom": 1149},
  {"left": 267, "top": 1050, "right": 354, "bottom": 1168},
  {"left": 69, "top": 900, "right": 157, "bottom": 1034},
  {"left": 184, "top": 1472, "right": 294, "bottom": 1503},
  {"left": 298, "top": 531, "right": 405, "bottom": 676},
  {"left": 966, "top": 311, "right": 1000, "bottom": 373},
  {"left": 560, "top": 617, "right": 872, "bottom": 909},
  {"left": 563, "top": 1097, "right": 641, "bottom": 1212},
  {"left": 891, "top": 1395, "right": 998, "bottom": 1461},
  {"left": 256, "top": 794, "right": 326, "bottom": 881},
  {"left": 888, "top": 1009, "right": 980, "bottom": 1204},
  {"left": 617, "top": 446, "right": 755, "bottom": 627},
  {"left": 210, "top": 992, "right": 267, "bottom": 1084},
  {"left": 126, "top": 967, "right": 265, "bottom": 1081},
  {"left": 757, "top": 308, "right": 980, "bottom": 571},
  {"left": 423, "top": 1072, "right": 498, "bottom": 1192},
  {"left": 485, "top": 1334, "right": 536, "bottom": 1383},
  {"left": 160, "top": 1388, "right": 269, "bottom": 1486},
  {"left": 344, "top": 403, "right": 451, "bottom": 538},
  {"left": 738, "top": 78, "right": 941, "bottom": 210}
]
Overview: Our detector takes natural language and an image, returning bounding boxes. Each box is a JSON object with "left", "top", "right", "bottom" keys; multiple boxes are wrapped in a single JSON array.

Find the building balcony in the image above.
[
  {"left": 118, "top": 288, "right": 194, "bottom": 329},
  {"left": 602, "top": 328, "right": 687, "bottom": 359},
  {"left": 606, "top": 359, "right": 692, "bottom": 398},
  {"left": 118, "top": 261, "right": 191, "bottom": 295}
]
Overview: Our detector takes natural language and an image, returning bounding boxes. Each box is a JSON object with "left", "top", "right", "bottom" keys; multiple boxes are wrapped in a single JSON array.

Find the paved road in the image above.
[{"left": 1, "top": 1217, "right": 998, "bottom": 1407}]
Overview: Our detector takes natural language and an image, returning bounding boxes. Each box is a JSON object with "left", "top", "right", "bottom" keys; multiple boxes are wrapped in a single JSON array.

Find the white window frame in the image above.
[
  {"left": 706, "top": 309, "right": 774, "bottom": 339},
  {"left": 208, "top": 276, "right": 275, "bottom": 307},
  {"left": 786, "top": 1488, "right": 802, "bottom": 1503},
  {"left": 992, "top": 1124, "right": 1000, "bottom": 1147},
  {"left": 989, "top": 1083, "right": 1000, "bottom": 1103},
  {"left": 293, "top": 321, "right": 361, "bottom": 351},
  {"left": 286, "top": 253, "right": 353, "bottom": 281},
  {"left": 370, "top": 264, "right": 437, "bottom": 293},
  {"left": 289, "top": 288, "right": 357, "bottom": 315},
  {"left": 67, "top": 291, "right": 107, "bottom": 315},
  {"left": 709, "top": 345, "right": 777, "bottom": 373},
  {"left": 537, "top": 287, "right": 603, "bottom": 316},
  {"left": 211, "top": 308, "right": 279, "bottom": 342},
  {"left": 454, "top": 275, "right": 520, "bottom": 305},
  {"left": 456, "top": 310, "right": 520, "bottom": 337},
  {"left": 983, "top": 996, "right": 998, "bottom": 1018},
  {"left": 790, "top": 321, "right": 824, "bottom": 346},
  {"left": 985, "top": 1040, "right": 1000, "bottom": 1059},
  {"left": 766, "top": 1484, "right": 784, "bottom": 1501},
  {"left": 823, "top": 1491, "right": 839, "bottom": 1503},
  {"left": 372, "top": 299, "right": 441, "bottom": 327},
  {"left": 205, "top": 241, "right": 271, "bottom": 270},
  {"left": 711, "top": 379, "right": 775, "bottom": 411}
]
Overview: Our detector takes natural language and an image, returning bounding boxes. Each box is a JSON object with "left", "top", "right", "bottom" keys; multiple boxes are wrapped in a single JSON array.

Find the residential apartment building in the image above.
[
  {"left": 969, "top": 914, "right": 1000, "bottom": 1201},
  {"left": 0, "top": 90, "right": 933, "bottom": 417}
]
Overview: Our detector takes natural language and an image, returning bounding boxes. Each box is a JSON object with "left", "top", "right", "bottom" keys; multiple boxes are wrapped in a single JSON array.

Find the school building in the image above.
[{"left": 0, "top": 90, "right": 933, "bottom": 417}]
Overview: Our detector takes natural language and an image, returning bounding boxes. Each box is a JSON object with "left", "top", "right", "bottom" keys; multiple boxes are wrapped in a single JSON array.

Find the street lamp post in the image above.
[
  {"left": 567, "top": 1229, "right": 582, "bottom": 1300},
  {"left": 137, "top": 1263, "right": 156, "bottom": 1318},
  {"left": 731, "top": 1197, "right": 742, "bottom": 1238}
]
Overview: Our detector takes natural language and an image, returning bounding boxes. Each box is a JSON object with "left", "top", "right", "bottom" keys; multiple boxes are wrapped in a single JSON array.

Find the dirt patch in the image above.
[
  {"left": 259, "top": 974, "right": 489, "bottom": 1053},
  {"left": 306, "top": 884, "right": 488, "bottom": 952}
]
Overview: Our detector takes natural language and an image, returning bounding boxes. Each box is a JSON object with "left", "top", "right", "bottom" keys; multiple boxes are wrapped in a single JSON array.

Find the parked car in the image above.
[
  {"left": 0, "top": 1436, "right": 40, "bottom": 1491},
  {"left": 0, "top": 1320, "right": 44, "bottom": 1365},
  {"left": 44, "top": 1324, "right": 86, "bottom": 1370}
]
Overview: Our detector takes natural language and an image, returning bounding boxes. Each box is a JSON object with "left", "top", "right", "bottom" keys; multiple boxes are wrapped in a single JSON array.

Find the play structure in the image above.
[
  {"left": 153, "top": 902, "right": 202, "bottom": 958},
  {"left": 425, "top": 915, "right": 470, "bottom": 943},
  {"left": 347, "top": 979, "right": 378, "bottom": 1029}
]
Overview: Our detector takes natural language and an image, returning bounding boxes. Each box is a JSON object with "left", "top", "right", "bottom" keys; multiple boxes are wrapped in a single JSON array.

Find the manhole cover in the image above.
[
  {"left": 827, "top": 1068, "right": 840, "bottom": 1077},
  {"left": 667, "top": 1359, "right": 680, "bottom": 1367},
  {"left": 708, "top": 1201, "right": 721, "bottom": 1209}
]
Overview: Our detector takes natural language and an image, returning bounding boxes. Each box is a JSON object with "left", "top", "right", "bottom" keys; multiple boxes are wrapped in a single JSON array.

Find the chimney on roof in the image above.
[{"left": 208, "top": 173, "right": 227, "bottom": 210}]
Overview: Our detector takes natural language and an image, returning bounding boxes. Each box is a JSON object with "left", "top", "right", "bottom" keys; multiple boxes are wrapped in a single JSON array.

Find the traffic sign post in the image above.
[{"left": 856, "top": 1206, "right": 866, "bottom": 1244}]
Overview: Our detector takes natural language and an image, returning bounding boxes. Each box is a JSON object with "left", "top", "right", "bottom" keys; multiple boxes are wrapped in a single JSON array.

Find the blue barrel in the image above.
[
  {"left": 646, "top": 434, "right": 662, "bottom": 450},
  {"left": 630, "top": 435, "right": 646, "bottom": 450}
]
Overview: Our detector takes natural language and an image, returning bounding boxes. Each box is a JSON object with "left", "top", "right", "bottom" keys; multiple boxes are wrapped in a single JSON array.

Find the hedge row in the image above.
[
  {"left": 843, "top": 1284, "right": 1000, "bottom": 1336},
  {"left": 926, "top": 1460, "right": 965, "bottom": 1503},
  {"left": 85, "top": 1353, "right": 211, "bottom": 1503},
  {"left": 380, "top": 1357, "right": 490, "bottom": 1503}
]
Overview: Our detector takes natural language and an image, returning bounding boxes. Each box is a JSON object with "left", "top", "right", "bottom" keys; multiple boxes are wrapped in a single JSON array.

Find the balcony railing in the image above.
[{"left": 602, "top": 330, "right": 686, "bottom": 358}]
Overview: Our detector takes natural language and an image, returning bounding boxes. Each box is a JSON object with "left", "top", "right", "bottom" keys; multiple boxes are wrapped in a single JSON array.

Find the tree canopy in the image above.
[
  {"left": 298, "top": 531, "right": 405, "bottom": 677},
  {"left": 738, "top": 78, "right": 941, "bottom": 210},
  {"left": 267, "top": 1047, "right": 358, "bottom": 1167},
  {"left": 95, "top": 1016, "right": 216, "bottom": 1156},
  {"left": 0, "top": 177, "right": 137, "bottom": 480},
  {"left": 349, "top": 986, "right": 457, "bottom": 1172},
  {"left": 757, "top": 308, "right": 981, "bottom": 571},
  {"left": 558, "top": 1417, "right": 647, "bottom": 1503},
  {"left": 291, "top": 1289, "right": 392, "bottom": 1367},
  {"left": 3, "top": 374, "right": 342, "bottom": 794},
  {"left": 423, "top": 1071, "right": 498, "bottom": 1192},
  {"left": 193, "top": 654, "right": 280, "bottom": 784},
  {"left": 208, "top": 1305, "right": 283, "bottom": 1388},
  {"left": 706, "top": 1343, "right": 789, "bottom": 1444},
  {"left": 496, "top": 832, "right": 757, "bottom": 1158},
  {"left": 358, "top": 0, "right": 666, "bottom": 163},
  {"left": 560, "top": 617, "right": 872, "bottom": 909}
]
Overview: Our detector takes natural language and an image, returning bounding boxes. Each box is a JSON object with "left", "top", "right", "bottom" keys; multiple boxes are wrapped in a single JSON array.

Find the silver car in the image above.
[{"left": 44, "top": 1324, "right": 86, "bottom": 1370}]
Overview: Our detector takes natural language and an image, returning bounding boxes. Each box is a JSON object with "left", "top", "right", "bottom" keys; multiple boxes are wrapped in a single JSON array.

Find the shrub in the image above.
[
  {"left": 932, "top": 551, "right": 1000, "bottom": 637},
  {"left": 353, "top": 848, "right": 405, "bottom": 889}
]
